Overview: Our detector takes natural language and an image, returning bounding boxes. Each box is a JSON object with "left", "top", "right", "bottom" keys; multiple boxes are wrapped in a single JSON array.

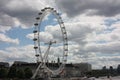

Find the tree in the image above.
[
  {"left": 102, "top": 66, "right": 107, "bottom": 70},
  {"left": 117, "top": 64, "right": 120, "bottom": 74},
  {"left": 0, "top": 68, "right": 8, "bottom": 78},
  {"left": 109, "top": 66, "right": 114, "bottom": 76},
  {"left": 8, "top": 66, "right": 17, "bottom": 78},
  {"left": 101, "top": 66, "right": 108, "bottom": 76},
  {"left": 16, "top": 69, "right": 25, "bottom": 79},
  {"left": 24, "top": 67, "right": 33, "bottom": 78}
]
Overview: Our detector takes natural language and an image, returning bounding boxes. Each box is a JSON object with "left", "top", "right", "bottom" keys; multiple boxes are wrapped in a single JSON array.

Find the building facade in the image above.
[
  {"left": 0, "top": 62, "right": 9, "bottom": 68},
  {"left": 12, "top": 61, "right": 92, "bottom": 77}
]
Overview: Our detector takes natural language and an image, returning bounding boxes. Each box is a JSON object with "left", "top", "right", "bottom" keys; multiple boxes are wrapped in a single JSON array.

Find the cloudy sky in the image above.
[{"left": 0, "top": 0, "right": 120, "bottom": 69}]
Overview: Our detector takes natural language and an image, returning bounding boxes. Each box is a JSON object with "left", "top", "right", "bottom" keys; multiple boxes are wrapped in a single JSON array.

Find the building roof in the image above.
[{"left": 0, "top": 62, "right": 9, "bottom": 68}]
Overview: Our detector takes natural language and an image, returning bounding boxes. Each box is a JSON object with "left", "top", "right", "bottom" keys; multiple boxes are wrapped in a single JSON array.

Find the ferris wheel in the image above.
[{"left": 32, "top": 7, "right": 68, "bottom": 79}]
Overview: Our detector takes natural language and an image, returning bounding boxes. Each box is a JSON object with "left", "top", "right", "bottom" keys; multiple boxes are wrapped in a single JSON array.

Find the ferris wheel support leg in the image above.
[{"left": 31, "top": 62, "right": 43, "bottom": 79}]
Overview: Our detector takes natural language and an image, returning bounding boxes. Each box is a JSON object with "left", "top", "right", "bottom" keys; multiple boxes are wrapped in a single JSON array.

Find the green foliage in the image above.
[
  {"left": 102, "top": 66, "right": 107, "bottom": 70},
  {"left": 24, "top": 67, "right": 33, "bottom": 79},
  {"left": 1, "top": 66, "right": 33, "bottom": 79},
  {"left": 16, "top": 69, "right": 25, "bottom": 79},
  {"left": 8, "top": 66, "right": 17, "bottom": 78},
  {"left": 117, "top": 64, "right": 120, "bottom": 74},
  {"left": 86, "top": 69, "right": 109, "bottom": 77},
  {"left": 109, "top": 66, "right": 114, "bottom": 76},
  {"left": 0, "top": 68, "right": 8, "bottom": 78}
]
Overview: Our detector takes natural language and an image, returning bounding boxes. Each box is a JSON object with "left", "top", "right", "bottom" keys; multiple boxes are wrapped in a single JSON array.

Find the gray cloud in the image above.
[
  {"left": 0, "top": 12, "right": 15, "bottom": 27},
  {"left": 56, "top": 0, "right": 120, "bottom": 17},
  {"left": 0, "top": 0, "right": 38, "bottom": 27},
  {"left": 0, "top": 0, "right": 55, "bottom": 32}
]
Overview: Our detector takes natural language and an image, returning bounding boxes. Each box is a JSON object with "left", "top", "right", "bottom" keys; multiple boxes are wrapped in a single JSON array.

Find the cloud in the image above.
[
  {"left": 0, "top": 45, "right": 35, "bottom": 64},
  {"left": 0, "top": 12, "right": 20, "bottom": 32},
  {"left": 26, "top": 12, "right": 120, "bottom": 69},
  {"left": 26, "top": 31, "right": 54, "bottom": 43},
  {"left": 0, "top": 0, "right": 55, "bottom": 32},
  {"left": 27, "top": 22, "right": 95, "bottom": 46},
  {"left": 0, "top": 44, "right": 68, "bottom": 65},
  {"left": 56, "top": 0, "right": 120, "bottom": 17},
  {"left": 85, "top": 41, "right": 120, "bottom": 54},
  {"left": 0, "top": 33, "right": 19, "bottom": 44}
]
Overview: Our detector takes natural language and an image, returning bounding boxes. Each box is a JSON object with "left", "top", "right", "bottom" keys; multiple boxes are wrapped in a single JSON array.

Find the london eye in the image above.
[{"left": 32, "top": 7, "right": 68, "bottom": 79}]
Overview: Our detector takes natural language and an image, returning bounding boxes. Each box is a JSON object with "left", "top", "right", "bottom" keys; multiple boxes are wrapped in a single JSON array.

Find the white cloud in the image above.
[
  {"left": 85, "top": 41, "right": 120, "bottom": 54},
  {"left": 0, "top": 33, "right": 19, "bottom": 44},
  {"left": 0, "top": 45, "right": 35, "bottom": 64},
  {"left": 26, "top": 31, "right": 53, "bottom": 43},
  {"left": 26, "top": 33, "right": 33, "bottom": 39}
]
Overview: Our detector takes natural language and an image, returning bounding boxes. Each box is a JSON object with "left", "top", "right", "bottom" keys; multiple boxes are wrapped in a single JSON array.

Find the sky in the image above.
[{"left": 0, "top": 0, "right": 120, "bottom": 69}]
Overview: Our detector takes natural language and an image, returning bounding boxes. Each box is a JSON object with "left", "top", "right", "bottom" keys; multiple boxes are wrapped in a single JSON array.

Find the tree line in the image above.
[{"left": 0, "top": 66, "right": 33, "bottom": 79}]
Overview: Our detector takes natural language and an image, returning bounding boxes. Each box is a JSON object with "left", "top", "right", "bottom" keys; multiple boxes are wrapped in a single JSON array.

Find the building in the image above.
[
  {"left": 74, "top": 63, "right": 92, "bottom": 72},
  {"left": 73, "top": 63, "right": 92, "bottom": 76},
  {"left": 64, "top": 63, "right": 92, "bottom": 77},
  {"left": 12, "top": 61, "right": 38, "bottom": 74},
  {"left": 0, "top": 62, "right": 9, "bottom": 68}
]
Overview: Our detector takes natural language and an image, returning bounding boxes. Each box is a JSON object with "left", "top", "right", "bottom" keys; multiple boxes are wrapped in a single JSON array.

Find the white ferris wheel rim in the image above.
[{"left": 33, "top": 7, "right": 68, "bottom": 75}]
